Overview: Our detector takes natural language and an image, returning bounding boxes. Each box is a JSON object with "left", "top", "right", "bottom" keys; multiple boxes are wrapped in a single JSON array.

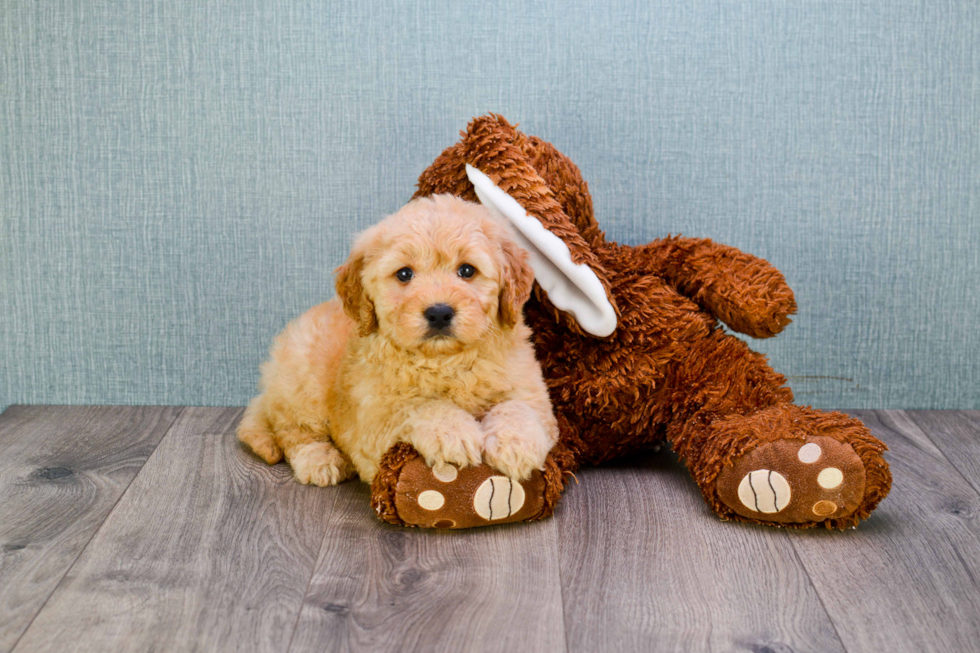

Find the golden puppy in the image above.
[{"left": 237, "top": 195, "right": 558, "bottom": 486}]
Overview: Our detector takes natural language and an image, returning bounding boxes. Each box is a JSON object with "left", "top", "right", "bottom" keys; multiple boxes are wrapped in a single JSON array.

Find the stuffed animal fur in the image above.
[{"left": 371, "top": 115, "right": 891, "bottom": 530}]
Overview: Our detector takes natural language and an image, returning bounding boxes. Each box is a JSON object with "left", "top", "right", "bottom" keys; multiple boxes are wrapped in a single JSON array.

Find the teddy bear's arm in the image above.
[{"left": 639, "top": 236, "right": 797, "bottom": 338}]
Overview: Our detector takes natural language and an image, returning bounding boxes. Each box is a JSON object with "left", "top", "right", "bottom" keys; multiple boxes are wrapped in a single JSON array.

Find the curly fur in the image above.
[
  {"left": 238, "top": 194, "right": 559, "bottom": 485},
  {"left": 404, "top": 115, "right": 891, "bottom": 529}
]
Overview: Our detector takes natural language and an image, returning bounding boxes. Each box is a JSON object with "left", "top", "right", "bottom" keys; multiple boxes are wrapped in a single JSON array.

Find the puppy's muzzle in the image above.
[{"left": 423, "top": 303, "right": 455, "bottom": 336}]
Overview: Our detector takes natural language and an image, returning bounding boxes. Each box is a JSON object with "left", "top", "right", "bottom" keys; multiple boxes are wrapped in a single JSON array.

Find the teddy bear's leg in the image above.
[
  {"left": 371, "top": 443, "right": 566, "bottom": 528},
  {"left": 665, "top": 332, "right": 891, "bottom": 528},
  {"left": 686, "top": 404, "right": 890, "bottom": 528}
]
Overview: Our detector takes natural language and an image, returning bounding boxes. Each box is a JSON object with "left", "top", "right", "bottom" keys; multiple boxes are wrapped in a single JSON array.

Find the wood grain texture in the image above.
[
  {"left": 788, "top": 410, "right": 980, "bottom": 653},
  {"left": 907, "top": 411, "right": 980, "bottom": 496},
  {"left": 7, "top": 407, "right": 980, "bottom": 652},
  {"left": 12, "top": 407, "right": 334, "bottom": 653},
  {"left": 0, "top": 405, "right": 182, "bottom": 653},
  {"left": 556, "top": 451, "right": 845, "bottom": 653},
  {"left": 288, "top": 482, "right": 566, "bottom": 653}
]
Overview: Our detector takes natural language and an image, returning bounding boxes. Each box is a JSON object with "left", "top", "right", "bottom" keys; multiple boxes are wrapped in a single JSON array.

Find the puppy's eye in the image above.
[
  {"left": 395, "top": 267, "right": 414, "bottom": 283},
  {"left": 457, "top": 263, "right": 476, "bottom": 279}
]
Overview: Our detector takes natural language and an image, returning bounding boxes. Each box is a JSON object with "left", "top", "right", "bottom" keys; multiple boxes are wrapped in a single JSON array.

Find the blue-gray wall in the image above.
[{"left": 2, "top": 0, "right": 978, "bottom": 410}]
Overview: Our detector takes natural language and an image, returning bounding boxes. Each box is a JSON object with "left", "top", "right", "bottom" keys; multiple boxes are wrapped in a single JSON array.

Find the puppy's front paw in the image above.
[
  {"left": 410, "top": 421, "right": 485, "bottom": 471},
  {"left": 289, "top": 443, "right": 356, "bottom": 486},
  {"left": 483, "top": 401, "right": 558, "bottom": 481},
  {"left": 481, "top": 405, "right": 554, "bottom": 481},
  {"left": 482, "top": 430, "right": 551, "bottom": 481}
]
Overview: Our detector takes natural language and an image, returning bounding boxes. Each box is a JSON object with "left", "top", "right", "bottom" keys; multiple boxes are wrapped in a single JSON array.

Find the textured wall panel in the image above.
[{"left": 1, "top": 0, "right": 978, "bottom": 409}]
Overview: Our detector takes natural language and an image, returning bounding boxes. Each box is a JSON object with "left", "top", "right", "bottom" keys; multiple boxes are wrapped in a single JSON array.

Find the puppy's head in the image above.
[{"left": 335, "top": 195, "right": 533, "bottom": 354}]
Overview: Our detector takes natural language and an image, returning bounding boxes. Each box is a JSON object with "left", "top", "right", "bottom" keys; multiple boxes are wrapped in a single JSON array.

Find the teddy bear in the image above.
[{"left": 370, "top": 114, "right": 891, "bottom": 530}]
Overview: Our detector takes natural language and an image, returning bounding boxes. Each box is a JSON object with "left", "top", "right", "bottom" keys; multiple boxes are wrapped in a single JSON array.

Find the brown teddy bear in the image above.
[{"left": 371, "top": 114, "right": 891, "bottom": 530}]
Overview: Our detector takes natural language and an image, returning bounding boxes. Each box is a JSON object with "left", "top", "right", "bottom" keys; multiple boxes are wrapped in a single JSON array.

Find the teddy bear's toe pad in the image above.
[
  {"left": 736, "top": 470, "right": 792, "bottom": 513},
  {"left": 716, "top": 436, "right": 867, "bottom": 524},
  {"left": 393, "top": 458, "right": 546, "bottom": 528},
  {"left": 473, "top": 476, "right": 526, "bottom": 520}
]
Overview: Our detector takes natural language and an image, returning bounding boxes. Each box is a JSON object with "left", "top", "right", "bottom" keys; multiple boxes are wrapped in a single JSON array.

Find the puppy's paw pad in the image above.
[{"left": 290, "top": 443, "right": 354, "bottom": 487}]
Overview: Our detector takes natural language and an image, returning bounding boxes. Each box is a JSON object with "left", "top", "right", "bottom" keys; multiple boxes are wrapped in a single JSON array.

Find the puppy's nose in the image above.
[{"left": 424, "top": 304, "right": 455, "bottom": 330}]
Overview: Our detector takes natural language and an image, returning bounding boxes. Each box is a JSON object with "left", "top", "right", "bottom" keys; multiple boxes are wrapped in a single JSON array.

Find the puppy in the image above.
[{"left": 237, "top": 195, "right": 559, "bottom": 486}]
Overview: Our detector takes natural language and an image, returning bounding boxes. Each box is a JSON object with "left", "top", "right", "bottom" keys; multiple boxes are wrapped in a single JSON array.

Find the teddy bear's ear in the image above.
[{"left": 467, "top": 164, "right": 617, "bottom": 338}]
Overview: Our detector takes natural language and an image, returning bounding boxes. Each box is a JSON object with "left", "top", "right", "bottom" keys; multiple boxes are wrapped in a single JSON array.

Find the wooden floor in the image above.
[{"left": 1, "top": 407, "right": 978, "bottom": 653}]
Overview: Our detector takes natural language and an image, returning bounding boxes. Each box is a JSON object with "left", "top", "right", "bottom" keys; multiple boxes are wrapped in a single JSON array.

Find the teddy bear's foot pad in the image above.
[
  {"left": 393, "top": 458, "right": 547, "bottom": 528},
  {"left": 715, "top": 436, "right": 867, "bottom": 524}
]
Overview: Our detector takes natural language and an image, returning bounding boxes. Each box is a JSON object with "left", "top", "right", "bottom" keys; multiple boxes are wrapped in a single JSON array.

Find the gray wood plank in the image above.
[
  {"left": 556, "top": 452, "right": 845, "bottom": 653},
  {"left": 788, "top": 410, "right": 980, "bottom": 653},
  {"left": 0, "top": 405, "right": 182, "bottom": 653},
  {"left": 288, "top": 482, "right": 566, "bottom": 653},
  {"left": 907, "top": 411, "right": 980, "bottom": 496},
  {"left": 12, "top": 407, "right": 334, "bottom": 653}
]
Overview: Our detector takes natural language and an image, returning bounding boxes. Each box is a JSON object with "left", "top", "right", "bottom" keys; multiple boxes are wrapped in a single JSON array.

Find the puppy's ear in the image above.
[
  {"left": 498, "top": 237, "right": 535, "bottom": 329},
  {"left": 335, "top": 244, "right": 378, "bottom": 337}
]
